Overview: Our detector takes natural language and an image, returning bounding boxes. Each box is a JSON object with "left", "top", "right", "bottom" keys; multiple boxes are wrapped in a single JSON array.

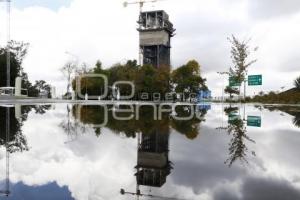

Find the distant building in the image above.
[
  {"left": 197, "top": 90, "right": 212, "bottom": 102},
  {"left": 138, "top": 10, "right": 175, "bottom": 68}
]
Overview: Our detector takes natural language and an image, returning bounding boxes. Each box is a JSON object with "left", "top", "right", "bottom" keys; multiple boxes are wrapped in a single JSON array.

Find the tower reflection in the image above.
[{"left": 136, "top": 129, "right": 172, "bottom": 188}]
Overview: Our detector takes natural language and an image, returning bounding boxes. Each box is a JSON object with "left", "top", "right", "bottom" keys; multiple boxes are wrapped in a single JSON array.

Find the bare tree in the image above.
[
  {"left": 76, "top": 62, "right": 89, "bottom": 75},
  {"left": 61, "top": 61, "right": 76, "bottom": 96}
]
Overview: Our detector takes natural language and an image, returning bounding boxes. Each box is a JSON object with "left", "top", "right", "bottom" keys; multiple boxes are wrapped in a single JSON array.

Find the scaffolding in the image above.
[{"left": 138, "top": 10, "right": 175, "bottom": 68}]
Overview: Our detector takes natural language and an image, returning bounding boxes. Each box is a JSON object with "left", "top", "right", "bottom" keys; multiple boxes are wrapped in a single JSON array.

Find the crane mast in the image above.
[{"left": 123, "top": 0, "right": 164, "bottom": 13}]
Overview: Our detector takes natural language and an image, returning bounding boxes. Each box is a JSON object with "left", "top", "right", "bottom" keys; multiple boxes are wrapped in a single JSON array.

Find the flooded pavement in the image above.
[{"left": 0, "top": 103, "right": 300, "bottom": 200}]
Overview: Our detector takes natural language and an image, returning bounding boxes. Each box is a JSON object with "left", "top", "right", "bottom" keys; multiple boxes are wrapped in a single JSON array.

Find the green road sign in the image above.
[
  {"left": 248, "top": 75, "right": 262, "bottom": 86},
  {"left": 247, "top": 116, "right": 261, "bottom": 127},
  {"left": 228, "top": 113, "right": 240, "bottom": 124},
  {"left": 229, "top": 77, "right": 241, "bottom": 87}
]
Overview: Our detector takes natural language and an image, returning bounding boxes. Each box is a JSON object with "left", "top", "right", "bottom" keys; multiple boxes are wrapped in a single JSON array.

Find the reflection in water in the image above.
[
  {"left": 120, "top": 128, "right": 173, "bottom": 199},
  {"left": 2, "top": 103, "right": 300, "bottom": 199},
  {"left": 264, "top": 105, "right": 300, "bottom": 128},
  {"left": 5, "top": 182, "right": 74, "bottom": 200},
  {"left": 136, "top": 130, "right": 172, "bottom": 188},
  {"left": 0, "top": 107, "right": 11, "bottom": 197},
  {"left": 71, "top": 104, "right": 208, "bottom": 140},
  {"left": 0, "top": 105, "right": 51, "bottom": 197},
  {"left": 294, "top": 113, "right": 300, "bottom": 128},
  {"left": 70, "top": 104, "right": 208, "bottom": 199},
  {"left": 0, "top": 106, "right": 28, "bottom": 154},
  {"left": 0, "top": 105, "right": 51, "bottom": 153},
  {"left": 60, "top": 105, "right": 89, "bottom": 144},
  {"left": 217, "top": 105, "right": 256, "bottom": 167}
]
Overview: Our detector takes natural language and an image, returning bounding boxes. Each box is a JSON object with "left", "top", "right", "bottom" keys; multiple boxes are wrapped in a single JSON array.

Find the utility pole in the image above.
[
  {"left": 244, "top": 79, "right": 246, "bottom": 100},
  {"left": 244, "top": 70, "right": 248, "bottom": 101},
  {"left": 0, "top": 0, "right": 11, "bottom": 87}
]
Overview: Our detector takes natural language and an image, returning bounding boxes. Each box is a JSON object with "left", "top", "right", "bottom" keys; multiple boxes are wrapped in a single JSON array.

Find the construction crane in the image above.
[
  {"left": 123, "top": 0, "right": 165, "bottom": 66},
  {"left": 0, "top": 0, "right": 11, "bottom": 87},
  {"left": 0, "top": 107, "right": 11, "bottom": 197},
  {"left": 120, "top": 188, "right": 189, "bottom": 200},
  {"left": 123, "top": 0, "right": 165, "bottom": 13}
]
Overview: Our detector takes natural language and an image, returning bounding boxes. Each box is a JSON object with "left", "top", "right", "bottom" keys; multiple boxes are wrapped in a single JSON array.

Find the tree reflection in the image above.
[
  {"left": 293, "top": 113, "right": 300, "bottom": 128},
  {"left": 60, "top": 105, "right": 87, "bottom": 143},
  {"left": 226, "top": 118, "right": 255, "bottom": 166},
  {"left": 0, "top": 106, "right": 28, "bottom": 153},
  {"left": 264, "top": 106, "right": 300, "bottom": 128},
  {"left": 0, "top": 105, "right": 51, "bottom": 153},
  {"left": 71, "top": 104, "right": 208, "bottom": 140},
  {"left": 217, "top": 106, "right": 256, "bottom": 167},
  {"left": 171, "top": 105, "right": 207, "bottom": 139},
  {"left": 0, "top": 105, "right": 51, "bottom": 196},
  {"left": 33, "top": 105, "right": 52, "bottom": 115}
]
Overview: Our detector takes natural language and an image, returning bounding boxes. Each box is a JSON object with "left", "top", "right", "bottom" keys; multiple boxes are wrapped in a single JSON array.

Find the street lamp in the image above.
[{"left": 217, "top": 71, "right": 228, "bottom": 102}]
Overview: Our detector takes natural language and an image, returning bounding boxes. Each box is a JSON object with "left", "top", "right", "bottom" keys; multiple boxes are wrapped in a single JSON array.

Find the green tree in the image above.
[
  {"left": 108, "top": 60, "right": 138, "bottom": 98},
  {"left": 172, "top": 60, "right": 207, "bottom": 101},
  {"left": 155, "top": 66, "right": 171, "bottom": 96},
  {"left": 0, "top": 41, "right": 29, "bottom": 87},
  {"left": 228, "top": 35, "right": 257, "bottom": 97},
  {"left": 34, "top": 80, "right": 51, "bottom": 98},
  {"left": 70, "top": 59, "right": 208, "bottom": 101},
  {"left": 224, "top": 86, "right": 240, "bottom": 99},
  {"left": 93, "top": 60, "right": 104, "bottom": 74},
  {"left": 228, "top": 35, "right": 257, "bottom": 82},
  {"left": 135, "top": 65, "right": 157, "bottom": 99},
  {"left": 1, "top": 40, "right": 52, "bottom": 98}
]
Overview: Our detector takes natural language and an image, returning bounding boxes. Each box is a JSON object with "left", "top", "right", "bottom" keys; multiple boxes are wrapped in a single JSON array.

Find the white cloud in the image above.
[{"left": 0, "top": 0, "right": 299, "bottom": 96}]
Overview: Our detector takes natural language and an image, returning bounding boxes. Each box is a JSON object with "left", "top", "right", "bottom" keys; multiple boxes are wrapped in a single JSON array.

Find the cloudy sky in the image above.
[{"left": 0, "top": 0, "right": 300, "bottom": 96}]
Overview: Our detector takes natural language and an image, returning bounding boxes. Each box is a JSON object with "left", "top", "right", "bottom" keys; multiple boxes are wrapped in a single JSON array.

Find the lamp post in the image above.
[{"left": 217, "top": 71, "right": 228, "bottom": 102}]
